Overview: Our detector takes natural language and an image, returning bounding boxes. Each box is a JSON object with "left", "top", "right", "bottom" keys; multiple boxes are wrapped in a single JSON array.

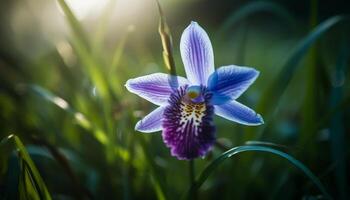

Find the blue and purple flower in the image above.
[{"left": 125, "top": 22, "right": 264, "bottom": 160}]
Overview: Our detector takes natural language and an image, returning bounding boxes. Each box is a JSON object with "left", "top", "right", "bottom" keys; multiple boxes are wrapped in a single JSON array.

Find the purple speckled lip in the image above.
[
  {"left": 162, "top": 85, "right": 215, "bottom": 160},
  {"left": 125, "top": 21, "right": 264, "bottom": 160}
]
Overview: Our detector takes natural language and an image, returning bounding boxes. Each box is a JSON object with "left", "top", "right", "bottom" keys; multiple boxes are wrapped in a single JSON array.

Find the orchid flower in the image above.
[{"left": 125, "top": 21, "right": 264, "bottom": 160}]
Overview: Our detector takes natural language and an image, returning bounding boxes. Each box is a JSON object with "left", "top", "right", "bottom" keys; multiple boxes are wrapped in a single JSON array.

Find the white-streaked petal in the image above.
[
  {"left": 125, "top": 73, "right": 189, "bottom": 106},
  {"left": 180, "top": 21, "right": 214, "bottom": 85},
  {"left": 214, "top": 100, "right": 263, "bottom": 126},
  {"left": 135, "top": 106, "right": 165, "bottom": 133},
  {"left": 208, "top": 65, "right": 259, "bottom": 104}
]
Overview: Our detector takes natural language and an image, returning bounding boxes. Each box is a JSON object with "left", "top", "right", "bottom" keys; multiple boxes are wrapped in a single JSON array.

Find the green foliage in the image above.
[
  {"left": 251, "top": 16, "right": 350, "bottom": 174},
  {"left": 257, "top": 15, "right": 349, "bottom": 123},
  {"left": 157, "top": 0, "right": 176, "bottom": 76},
  {"left": 1, "top": 135, "right": 52, "bottom": 200},
  {"left": 328, "top": 41, "right": 350, "bottom": 200},
  {"left": 217, "top": 1, "right": 296, "bottom": 37},
  {"left": 184, "top": 145, "right": 331, "bottom": 200},
  {"left": 0, "top": 0, "right": 349, "bottom": 199}
]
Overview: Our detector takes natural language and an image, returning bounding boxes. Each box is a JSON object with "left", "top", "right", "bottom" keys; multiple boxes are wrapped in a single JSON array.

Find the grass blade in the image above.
[
  {"left": 29, "top": 85, "right": 93, "bottom": 131},
  {"left": 217, "top": 1, "right": 296, "bottom": 37},
  {"left": 28, "top": 85, "right": 130, "bottom": 162},
  {"left": 328, "top": 40, "right": 349, "bottom": 200},
  {"left": 110, "top": 32, "right": 130, "bottom": 74},
  {"left": 1, "top": 135, "right": 52, "bottom": 200},
  {"left": 56, "top": 0, "right": 90, "bottom": 50},
  {"left": 57, "top": 0, "right": 110, "bottom": 100},
  {"left": 317, "top": 93, "right": 350, "bottom": 129},
  {"left": 257, "top": 15, "right": 349, "bottom": 122},
  {"left": 244, "top": 140, "right": 290, "bottom": 150},
  {"left": 156, "top": 0, "right": 176, "bottom": 76},
  {"left": 70, "top": 38, "right": 111, "bottom": 101},
  {"left": 300, "top": 0, "right": 318, "bottom": 147},
  {"left": 185, "top": 145, "right": 332, "bottom": 200},
  {"left": 92, "top": 0, "right": 117, "bottom": 54},
  {"left": 138, "top": 136, "right": 167, "bottom": 200},
  {"left": 108, "top": 28, "right": 133, "bottom": 95},
  {"left": 57, "top": 0, "right": 89, "bottom": 49}
]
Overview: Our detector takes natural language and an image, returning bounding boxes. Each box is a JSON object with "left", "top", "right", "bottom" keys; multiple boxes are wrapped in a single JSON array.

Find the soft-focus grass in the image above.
[{"left": 0, "top": 0, "right": 349, "bottom": 199}]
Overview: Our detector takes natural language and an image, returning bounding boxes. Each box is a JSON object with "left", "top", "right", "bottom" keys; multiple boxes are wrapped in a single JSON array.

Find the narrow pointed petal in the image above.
[
  {"left": 208, "top": 65, "right": 259, "bottom": 104},
  {"left": 214, "top": 100, "right": 264, "bottom": 126},
  {"left": 180, "top": 21, "right": 214, "bottom": 85},
  {"left": 135, "top": 106, "right": 165, "bottom": 133},
  {"left": 125, "top": 73, "right": 189, "bottom": 106}
]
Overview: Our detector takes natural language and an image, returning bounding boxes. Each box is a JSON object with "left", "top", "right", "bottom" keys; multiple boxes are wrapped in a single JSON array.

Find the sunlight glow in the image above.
[
  {"left": 53, "top": 97, "right": 69, "bottom": 109},
  {"left": 64, "top": 0, "right": 108, "bottom": 20}
]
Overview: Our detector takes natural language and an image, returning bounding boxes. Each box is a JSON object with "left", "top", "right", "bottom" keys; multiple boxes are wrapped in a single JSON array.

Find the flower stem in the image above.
[{"left": 189, "top": 159, "right": 197, "bottom": 199}]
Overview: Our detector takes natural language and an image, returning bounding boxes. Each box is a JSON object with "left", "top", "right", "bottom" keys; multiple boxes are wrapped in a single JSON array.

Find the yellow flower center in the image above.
[
  {"left": 185, "top": 86, "right": 204, "bottom": 103},
  {"left": 187, "top": 91, "right": 199, "bottom": 99}
]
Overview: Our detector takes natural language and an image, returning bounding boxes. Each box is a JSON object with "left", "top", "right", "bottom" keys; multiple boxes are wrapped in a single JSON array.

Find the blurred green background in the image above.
[{"left": 0, "top": 0, "right": 349, "bottom": 199}]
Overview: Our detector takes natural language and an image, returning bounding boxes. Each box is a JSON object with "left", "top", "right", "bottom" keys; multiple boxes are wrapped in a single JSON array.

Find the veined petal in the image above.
[
  {"left": 208, "top": 65, "right": 259, "bottom": 104},
  {"left": 214, "top": 100, "right": 263, "bottom": 126},
  {"left": 162, "top": 86, "right": 215, "bottom": 160},
  {"left": 135, "top": 106, "right": 165, "bottom": 133},
  {"left": 125, "top": 73, "right": 189, "bottom": 106},
  {"left": 180, "top": 21, "right": 214, "bottom": 86}
]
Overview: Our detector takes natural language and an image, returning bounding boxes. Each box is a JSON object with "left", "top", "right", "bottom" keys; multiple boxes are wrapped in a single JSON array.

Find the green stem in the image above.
[{"left": 189, "top": 160, "right": 196, "bottom": 199}]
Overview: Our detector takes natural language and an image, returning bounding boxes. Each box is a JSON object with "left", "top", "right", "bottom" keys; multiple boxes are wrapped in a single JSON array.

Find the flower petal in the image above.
[
  {"left": 208, "top": 65, "right": 259, "bottom": 104},
  {"left": 125, "top": 73, "right": 189, "bottom": 106},
  {"left": 214, "top": 100, "right": 264, "bottom": 126},
  {"left": 135, "top": 106, "right": 165, "bottom": 133},
  {"left": 180, "top": 21, "right": 214, "bottom": 86},
  {"left": 162, "top": 86, "right": 215, "bottom": 160}
]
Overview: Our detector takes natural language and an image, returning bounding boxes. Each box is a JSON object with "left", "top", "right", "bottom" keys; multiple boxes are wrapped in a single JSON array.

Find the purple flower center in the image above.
[{"left": 162, "top": 85, "right": 216, "bottom": 160}]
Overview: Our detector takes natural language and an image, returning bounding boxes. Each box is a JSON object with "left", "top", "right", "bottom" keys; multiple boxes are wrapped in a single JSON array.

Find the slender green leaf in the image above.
[
  {"left": 110, "top": 31, "right": 131, "bottom": 74},
  {"left": 244, "top": 140, "right": 290, "bottom": 150},
  {"left": 56, "top": 0, "right": 89, "bottom": 50},
  {"left": 328, "top": 40, "right": 349, "bottom": 200},
  {"left": 185, "top": 145, "right": 332, "bottom": 200},
  {"left": 300, "top": 0, "right": 319, "bottom": 149},
  {"left": 109, "top": 28, "right": 133, "bottom": 95},
  {"left": 57, "top": 0, "right": 110, "bottom": 101},
  {"left": 217, "top": 1, "right": 296, "bottom": 37},
  {"left": 138, "top": 136, "right": 167, "bottom": 200},
  {"left": 1, "top": 135, "right": 52, "bottom": 200},
  {"left": 69, "top": 38, "right": 111, "bottom": 101},
  {"left": 156, "top": 0, "right": 176, "bottom": 76},
  {"left": 29, "top": 85, "right": 92, "bottom": 130},
  {"left": 92, "top": 0, "right": 118, "bottom": 54},
  {"left": 150, "top": 174, "right": 166, "bottom": 200},
  {"left": 257, "top": 16, "right": 349, "bottom": 121},
  {"left": 317, "top": 93, "right": 350, "bottom": 129},
  {"left": 27, "top": 85, "right": 129, "bottom": 161}
]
